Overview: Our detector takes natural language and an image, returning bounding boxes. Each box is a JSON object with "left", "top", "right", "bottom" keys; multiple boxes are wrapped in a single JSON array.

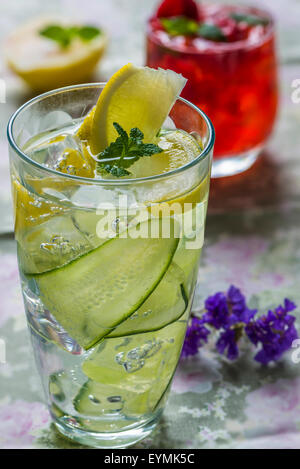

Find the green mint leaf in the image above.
[
  {"left": 161, "top": 16, "right": 199, "bottom": 36},
  {"left": 39, "top": 25, "right": 71, "bottom": 48},
  {"left": 136, "top": 143, "right": 163, "bottom": 157},
  {"left": 99, "top": 138, "right": 124, "bottom": 160},
  {"left": 197, "top": 23, "right": 226, "bottom": 41},
  {"left": 39, "top": 24, "right": 101, "bottom": 48},
  {"left": 96, "top": 123, "right": 163, "bottom": 177},
  {"left": 77, "top": 26, "right": 101, "bottom": 41},
  {"left": 67, "top": 26, "right": 80, "bottom": 38},
  {"left": 161, "top": 16, "right": 226, "bottom": 42},
  {"left": 130, "top": 127, "right": 144, "bottom": 141},
  {"left": 113, "top": 122, "right": 129, "bottom": 143},
  {"left": 230, "top": 13, "right": 269, "bottom": 26},
  {"left": 100, "top": 164, "right": 130, "bottom": 177}
]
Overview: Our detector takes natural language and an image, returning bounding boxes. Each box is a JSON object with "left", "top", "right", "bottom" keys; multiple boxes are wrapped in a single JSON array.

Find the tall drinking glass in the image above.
[{"left": 8, "top": 84, "right": 214, "bottom": 448}]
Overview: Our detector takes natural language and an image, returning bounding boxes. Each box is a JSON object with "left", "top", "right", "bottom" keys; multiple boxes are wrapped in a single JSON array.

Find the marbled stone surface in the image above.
[{"left": 1, "top": 0, "right": 300, "bottom": 449}]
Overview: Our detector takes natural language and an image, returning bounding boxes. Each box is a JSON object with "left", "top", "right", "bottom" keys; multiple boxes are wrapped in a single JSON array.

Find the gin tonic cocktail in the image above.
[{"left": 8, "top": 65, "right": 214, "bottom": 448}]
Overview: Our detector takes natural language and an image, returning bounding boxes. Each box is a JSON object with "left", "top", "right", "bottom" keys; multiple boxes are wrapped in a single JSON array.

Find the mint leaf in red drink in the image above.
[
  {"left": 161, "top": 16, "right": 226, "bottom": 41},
  {"left": 197, "top": 23, "right": 226, "bottom": 41},
  {"left": 161, "top": 16, "right": 199, "bottom": 36},
  {"left": 231, "top": 13, "right": 269, "bottom": 27}
]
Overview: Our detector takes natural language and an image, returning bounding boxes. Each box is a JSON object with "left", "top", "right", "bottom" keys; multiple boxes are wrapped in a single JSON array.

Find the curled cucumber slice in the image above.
[
  {"left": 107, "top": 263, "right": 187, "bottom": 338},
  {"left": 74, "top": 316, "right": 188, "bottom": 419},
  {"left": 34, "top": 218, "right": 180, "bottom": 349}
]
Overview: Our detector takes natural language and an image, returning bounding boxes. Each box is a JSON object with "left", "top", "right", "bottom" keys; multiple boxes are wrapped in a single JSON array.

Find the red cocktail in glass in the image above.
[{"left": 146, "top": 0, "right": 278, "bottom": 177}]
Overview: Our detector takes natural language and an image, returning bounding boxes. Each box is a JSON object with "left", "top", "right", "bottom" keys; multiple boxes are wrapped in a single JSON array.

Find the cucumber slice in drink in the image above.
[
  {"left": 71, "top": 210, "right": 132, "bottom": 245},
  {"left": 34, "top": 218, "right": 180, "bottom": 349},
  {"left": 173, "top": 203, "right": 205, "bottom": 293},
  {"left": 74, "top": 317, "right": 188, "bottom": 419},
  {"left": 18, "top": 214, "right": 105, "bottom": 275},
  {"left": 49, "top": 372, "right": 66, "bottom": 402},
  {"left": 73, "top": 379, "right": 152, "bottom": 432},
  {"left": 173, "top": 242, "right": 202, "bottom": 295},
  {"left": 50, "top": 402, "right": 65, "bottom": 419},
  {"left": 18, "top": 216, "right": 91, "bottom": 275},
  {"left": 107, "top": 263, "right": 187, "bottom": 338}
]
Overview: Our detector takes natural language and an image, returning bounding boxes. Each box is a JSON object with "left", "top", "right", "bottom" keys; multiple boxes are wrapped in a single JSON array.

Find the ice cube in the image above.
[
  {"left": 45, "top": 134, "right": 82, "bottom": 169},
  {"left": 37, "top": 111, "right": 73, "bottom": 134}
]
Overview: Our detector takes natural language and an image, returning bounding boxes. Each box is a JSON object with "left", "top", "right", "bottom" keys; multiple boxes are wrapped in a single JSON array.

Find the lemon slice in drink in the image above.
[
  {"left": 5, "top": 18, "right": 107, "bottom": 92},
  {"left": 127, "top": 129, "right": 209, "bottom": 212},
  {"left": 77, "top": 108, "right": 95, "bottom": 141},
  {"left": 88, "top": 63, "right": 187, "bottom": 155},
  {"left": 54, "top": 148, "right": 95, "bottom": 178},
  {"left": 12, "top": 177, "right": 66, "bottom": 233},
  {"left": 130, "top": 129, "right": 201, "bottom": 178}
]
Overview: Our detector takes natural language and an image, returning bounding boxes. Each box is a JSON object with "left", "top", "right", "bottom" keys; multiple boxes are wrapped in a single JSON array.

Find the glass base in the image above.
[
  {"left": 53, "top": 415, "right": 159, "bottom": 449},
  {"left": 211, "top": 145, "right": 262, "bottom": 178}
]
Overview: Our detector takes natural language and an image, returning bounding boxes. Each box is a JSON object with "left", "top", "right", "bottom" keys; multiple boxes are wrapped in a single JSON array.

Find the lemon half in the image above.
[{"left": 5, "top": 17, "right": 107, "bottom": 92}]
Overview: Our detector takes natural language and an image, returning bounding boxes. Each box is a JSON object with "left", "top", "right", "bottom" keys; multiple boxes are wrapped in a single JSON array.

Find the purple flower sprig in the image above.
[
  {"left": 181, "top": 286, "right": 298, "bottom": 365},
  {"left": 181, "top": 317, "right": 210, "bottom": 358}
]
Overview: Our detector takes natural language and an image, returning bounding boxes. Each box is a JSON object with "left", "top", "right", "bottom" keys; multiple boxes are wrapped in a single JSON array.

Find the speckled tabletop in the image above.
[{"left": 1, "top": 0, "right": 300, "bottom": 450}]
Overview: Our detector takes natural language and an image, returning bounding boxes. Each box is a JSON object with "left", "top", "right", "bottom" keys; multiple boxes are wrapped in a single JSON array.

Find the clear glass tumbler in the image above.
[{"left": 8, "top": 84, "right": 214, "bottom": 448}]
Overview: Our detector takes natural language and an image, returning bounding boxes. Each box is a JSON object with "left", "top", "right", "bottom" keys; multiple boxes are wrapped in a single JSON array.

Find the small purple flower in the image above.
[
  {"left": 276, "top": 298, "right": 297, "bottom": 315},
  {"left": 227, "top": 285, "right": 257, "bottom": 324},
  {"left": 245, "top": 299, "right": 298, "bottom": 365},
  {"left": 181, "top": 317, "right": 210, "bottom": 358},
  {"left": 203, "top": 292, "right": 229, "bottom": 329},
  {"left": 181, "top": 286, "right": 297, "bottom": 365},
  {"left": 216, "top": 328, "right": 240, "bottom": 360},
  {"left": 203, "top": 285, "right": 256, "bottom": 329}
]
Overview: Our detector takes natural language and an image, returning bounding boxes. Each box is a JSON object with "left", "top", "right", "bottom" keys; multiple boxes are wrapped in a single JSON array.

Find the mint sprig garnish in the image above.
[
  {"left": 96, "top": 123, "right": 163, "bottom": 177},
  {"left": 197, "top": 23, "right": 226, "bottom": 41},
  {"left": 39, "top": 24, "right": 101, "bottom": 48},
  {"left": 161, "top": 16, "right": 226, "bottom": 41},
  {"left": 77, "top": 26, "right": 102, "bottom": 41},
  {"left": 161, "top": 17, "right": 199, "bottom": 36},
  {"left": 230, "top": 13, "right": 269, "bottom": 26}
]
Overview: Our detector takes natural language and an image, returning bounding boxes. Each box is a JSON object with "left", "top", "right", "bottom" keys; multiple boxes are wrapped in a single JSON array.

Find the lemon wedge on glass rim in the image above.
[
  {"left": 15, "top": 64, "right": 206, "bottom": 234},
  {"left": 83, "top": 63, "right": 187, "bottom": 154},
  {"left": 76, "top": 63, "right": 208, "bottom": 208},
  {"left": 5, "top": 17, "right": 107, "bottom": 92}
]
